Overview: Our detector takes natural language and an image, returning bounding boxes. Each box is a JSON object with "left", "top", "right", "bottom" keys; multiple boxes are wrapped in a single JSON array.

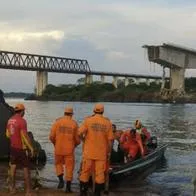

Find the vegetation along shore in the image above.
[{"left": 22, "top": 77, "right": 196, "bottom": 103}]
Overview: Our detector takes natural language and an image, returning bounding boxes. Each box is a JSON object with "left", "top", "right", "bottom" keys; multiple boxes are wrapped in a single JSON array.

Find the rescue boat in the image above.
[{"left": 109, "top": 144, "right": 167, "bottom": 181}]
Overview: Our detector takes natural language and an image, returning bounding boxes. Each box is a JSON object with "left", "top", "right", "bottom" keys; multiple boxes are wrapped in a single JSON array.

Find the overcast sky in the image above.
[{"left": 1, "top": 0, "right": 196, "bottom": 92}]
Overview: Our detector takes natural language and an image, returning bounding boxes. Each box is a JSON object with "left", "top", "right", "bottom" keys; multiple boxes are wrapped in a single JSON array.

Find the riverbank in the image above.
[
  {"left": 0, "top": 189, "right": 76, "bottom": 196},
  {"left": 0, "top": 188, "right": 78, "bottom": 196},
  {"left": 26, "top": 82, "right": 163, "bottom": 102},
  {"left": 0, "top": 186, "right": 162, "bottom": 196},
  {"left": 0, "top": 190, "right": 160, "bottom": 196}
]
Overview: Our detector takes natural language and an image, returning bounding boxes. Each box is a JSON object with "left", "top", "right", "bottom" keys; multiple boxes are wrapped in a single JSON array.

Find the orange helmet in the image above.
[
  {"left": 93, "top": 103, "right": 104, "bottom": 113},
  {"left": 14, "top": 103, "right": 25, "bottom": 112},
  {"left": 64, "top": 106, "right": 73, "bottom": 114},
  {"left": 135, "top": 120, "right": 142, "bottom": 129}
]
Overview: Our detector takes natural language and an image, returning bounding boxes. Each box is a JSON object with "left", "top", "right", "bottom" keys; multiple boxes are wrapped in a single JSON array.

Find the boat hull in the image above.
[{"left": 109, "top": 144, "right": 167, "bottom": 181}]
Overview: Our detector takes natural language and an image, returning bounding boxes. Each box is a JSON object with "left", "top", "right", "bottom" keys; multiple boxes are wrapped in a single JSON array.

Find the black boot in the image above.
[
  {"left": 94, "top": 183, "right": 104, "bottom": 196},
  {"left": 65, "top": 181, "right": 72, "bottom": 193},
  {"left": 57, "top": 174, "right": 64, "bottom": 189},
  {"left": 80, "top": 181, "right": 88, "bottom": 196}
]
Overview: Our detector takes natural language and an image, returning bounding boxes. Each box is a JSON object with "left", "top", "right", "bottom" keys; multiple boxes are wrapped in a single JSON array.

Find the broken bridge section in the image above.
[{"left": 143, "top": 43, "right": 196, "bottom": 95}]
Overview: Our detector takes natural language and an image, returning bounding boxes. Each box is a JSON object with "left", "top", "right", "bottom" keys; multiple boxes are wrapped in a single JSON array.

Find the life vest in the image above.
[{"left": 120, "top": 130, "right": 144, "bottom": 158}]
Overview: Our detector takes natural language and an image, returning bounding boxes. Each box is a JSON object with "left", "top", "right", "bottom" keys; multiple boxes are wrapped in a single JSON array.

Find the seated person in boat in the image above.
[
  {"left": 110, "top": 124, "right": 125, "bottom": 164},
  {"left": 120, "top": 128, "right": 144, "bottom": 162},
  {"left": 134, "top": 120, "right": 151, "bottom": 154},
  {"left": 146, "top": 136, "right": 158, "bottom": 150}
]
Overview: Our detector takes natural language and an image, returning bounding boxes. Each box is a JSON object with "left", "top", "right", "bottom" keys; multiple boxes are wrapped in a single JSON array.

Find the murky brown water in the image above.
[{"left": 0, "top": 99, "right": 195, "bottom": 196}]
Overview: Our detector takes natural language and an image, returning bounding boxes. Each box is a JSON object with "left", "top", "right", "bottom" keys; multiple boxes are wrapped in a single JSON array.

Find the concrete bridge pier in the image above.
[
  {"left": 112, "top": 76, "right": 118, "bottom": 88},
  {"left": 85, "top": 74, "right": 93, "bottom": 85},
  {"left": 170, "top": 68, "right": 185, "bottom": 92},
  {"left": 146, "top": 79, "right": 150, "bottom": 86},
  {"left": 155, "top": 79, "right": 161, "bottom": 85},
  {"left": 100, "top": 75, "right": 105, "bottom": 84},
  {"left": 134, "top": 78, "right": 140, "bottom": 85},
  {"left": 125, "top": 77, "right": 129, "bottom": 87},
  {"left": 36, "top": 71, "right": 48, "bottom": 96}
]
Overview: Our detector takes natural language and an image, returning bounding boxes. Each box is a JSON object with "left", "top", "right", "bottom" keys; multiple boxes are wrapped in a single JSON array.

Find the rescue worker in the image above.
[
  {"left": 120, "top": 128, "right": 144, "bottom": 161},
  {"left": 49, "top": 106, "right": 80, "bottom": 193},
  {"left": 78, "top": 103, "right": 113, "bottom": 196},
  {"left": 6, "top": 103, "right": 34, "bottom": 196},
  {"left": 110, "top": 124, "right": 124, "bottom": 164},
  {"left": 134, "top": 120, "right": 151, "bottom": 142},
  {"left": 134, "top": 120, "right": 151, "bottom": 154}
]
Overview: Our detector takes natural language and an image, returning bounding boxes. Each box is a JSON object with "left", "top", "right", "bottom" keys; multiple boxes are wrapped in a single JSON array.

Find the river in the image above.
[{"left": 0, "top": 99, "right": 196, "bottom": 196}]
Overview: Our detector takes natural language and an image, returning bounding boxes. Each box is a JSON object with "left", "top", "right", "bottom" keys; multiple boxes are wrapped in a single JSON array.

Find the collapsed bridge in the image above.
[{"left": 143, "top": 43, "right": 196, "bottom": 95}]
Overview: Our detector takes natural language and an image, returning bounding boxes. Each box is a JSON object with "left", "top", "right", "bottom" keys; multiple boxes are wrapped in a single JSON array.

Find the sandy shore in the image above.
[
  {"left": 0, "top": 189, "right": 120, "bottom": 196},
  {"left": 0, "top": 187, "right": 162, "bottom": 196},
  {"left": 0, "top": 187, "right": 79, "bottom": 196}
]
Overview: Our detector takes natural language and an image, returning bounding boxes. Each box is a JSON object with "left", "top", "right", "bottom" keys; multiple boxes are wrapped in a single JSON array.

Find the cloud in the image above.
[
  {"left": 0, "top": 30, "right": 65, "bottom": 42},
  {"left": 106, "top": 51, "right": 130, "bottom": 61},
  {"left": 1, "top": 0, "right": 196, "bottom": 92}
]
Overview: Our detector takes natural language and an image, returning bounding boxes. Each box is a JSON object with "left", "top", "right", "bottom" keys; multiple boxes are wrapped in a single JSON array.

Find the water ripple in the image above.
[{"left": 0, "top": 100, "right": 195, "bottom": 195}]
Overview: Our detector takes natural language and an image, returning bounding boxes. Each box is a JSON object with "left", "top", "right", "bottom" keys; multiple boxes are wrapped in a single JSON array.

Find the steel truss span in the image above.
[{"left": 0, "top": 51, "right": 91, "bottom": 74}]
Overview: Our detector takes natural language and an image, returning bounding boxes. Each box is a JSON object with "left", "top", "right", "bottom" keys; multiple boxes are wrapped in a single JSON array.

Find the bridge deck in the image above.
[
  {"left": 143, "top": 43, "right": 196, "bottom": 69},
  {"left": 0, "top": 50, "right": 166, "bottom": 79}
]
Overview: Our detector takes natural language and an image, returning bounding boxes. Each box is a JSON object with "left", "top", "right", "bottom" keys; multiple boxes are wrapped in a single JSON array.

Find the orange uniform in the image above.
[
  {"left": 120, "top": 130, "right": 144, "bottom": 160},
  {"left": 50, "top": 115, "right": 80, "bottom": 181},
  {"left": 79, "top": 112, "right": 114, "bottom": 184},
  {"left": 6, "top": 113, "right": 33, "bottom": 168},
  {"left": 6, "top": 113, "right": 30, "bottom": 150}
]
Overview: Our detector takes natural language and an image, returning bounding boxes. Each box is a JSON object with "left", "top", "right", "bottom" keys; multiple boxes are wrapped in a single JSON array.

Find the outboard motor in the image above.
[{"left": 147, "top": 136, "right": 158, "bottom": 150}]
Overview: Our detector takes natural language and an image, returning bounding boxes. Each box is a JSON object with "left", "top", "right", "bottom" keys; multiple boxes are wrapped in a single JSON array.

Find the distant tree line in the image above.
[
  {"left": 4, "top": 77, "right": 196, "bottom": 102},
  {"left": 36, "top": 77, "right": 196, "bottom": 102},
  {"left": 185, "top": 77, "right": 196, "bottom": 92},
  {"left": 4, "top": 92, "right": 31, "bottom": 98}
]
